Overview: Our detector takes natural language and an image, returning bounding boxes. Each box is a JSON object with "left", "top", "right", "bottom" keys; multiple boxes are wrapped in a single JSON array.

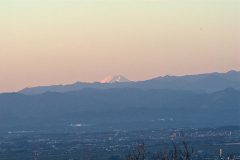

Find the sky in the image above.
[{"left": 0, "top": 0, "right": 240, "bottom": 92}]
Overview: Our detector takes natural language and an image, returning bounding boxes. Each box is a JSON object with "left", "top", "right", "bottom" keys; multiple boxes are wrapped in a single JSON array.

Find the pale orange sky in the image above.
[{"left": 0, "top": 0, "right": 240, "bottom": 92}]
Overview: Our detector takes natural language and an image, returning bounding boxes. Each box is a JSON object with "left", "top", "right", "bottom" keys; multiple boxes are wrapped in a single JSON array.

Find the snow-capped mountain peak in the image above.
[{"left": 100, "top": 75, "right": 130, "bottom": 83}]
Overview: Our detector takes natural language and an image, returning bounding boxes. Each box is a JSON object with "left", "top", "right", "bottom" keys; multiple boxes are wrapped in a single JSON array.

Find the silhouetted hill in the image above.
[
  {"left": 1, "top": 88, "right": 239, "bottom": 132},
  {"left": 19, "top": 71, "right": 240, "bottom": 95},
  {"left": 137, "top": 70, "right": 240, "bottom": 92}
]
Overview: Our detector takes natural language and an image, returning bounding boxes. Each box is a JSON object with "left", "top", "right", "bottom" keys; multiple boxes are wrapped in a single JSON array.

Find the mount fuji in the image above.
[{"left": 100, "top": 75, "right": 130, "bottom": 83}]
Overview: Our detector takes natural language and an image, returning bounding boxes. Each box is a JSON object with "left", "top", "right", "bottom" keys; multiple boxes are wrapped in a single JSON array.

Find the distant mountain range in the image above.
[
  {"left": 20, "top": 70, "right": 240, "bottom": 95},
  {"left": 0, "top": 70, "right": 239, "bottom": 132}
]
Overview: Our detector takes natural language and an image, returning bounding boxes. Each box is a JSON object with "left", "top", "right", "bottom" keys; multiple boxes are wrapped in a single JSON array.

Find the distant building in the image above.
[{"left": 219, "top": 148, "right": 224, "bottom": 160}]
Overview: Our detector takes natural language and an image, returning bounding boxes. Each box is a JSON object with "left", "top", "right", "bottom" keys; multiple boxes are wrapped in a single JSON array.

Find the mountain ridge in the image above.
[{"left": 19, "top": 70, "right": 240, "bottom": 95}]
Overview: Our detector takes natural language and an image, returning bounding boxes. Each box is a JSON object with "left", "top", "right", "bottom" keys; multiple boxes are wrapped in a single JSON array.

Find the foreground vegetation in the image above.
[{"left": 125, "top": 141, "right": 236, "bottom": 160}]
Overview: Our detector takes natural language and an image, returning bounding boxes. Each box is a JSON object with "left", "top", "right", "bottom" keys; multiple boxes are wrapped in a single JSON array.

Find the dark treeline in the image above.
[{"left": 125, "top": 141, "right": 235, "bottom": 160}]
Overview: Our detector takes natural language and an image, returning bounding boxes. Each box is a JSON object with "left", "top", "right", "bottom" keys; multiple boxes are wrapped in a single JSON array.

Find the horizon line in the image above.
[{"left": 1, "top": 69, "right": 239, "bottom": 94}]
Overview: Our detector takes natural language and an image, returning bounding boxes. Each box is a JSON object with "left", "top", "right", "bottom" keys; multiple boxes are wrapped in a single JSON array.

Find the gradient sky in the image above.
[{"left": 0, "top": 0, "right": 240, "bottom": 92}]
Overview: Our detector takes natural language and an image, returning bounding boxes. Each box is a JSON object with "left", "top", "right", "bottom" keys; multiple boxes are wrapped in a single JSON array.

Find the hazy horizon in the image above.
[
  {"left": 1, "top": 0, "right": 239, "bottom": 92},
  {"left": 1, "top": 69, "right": 240, "bottom": 93}
]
